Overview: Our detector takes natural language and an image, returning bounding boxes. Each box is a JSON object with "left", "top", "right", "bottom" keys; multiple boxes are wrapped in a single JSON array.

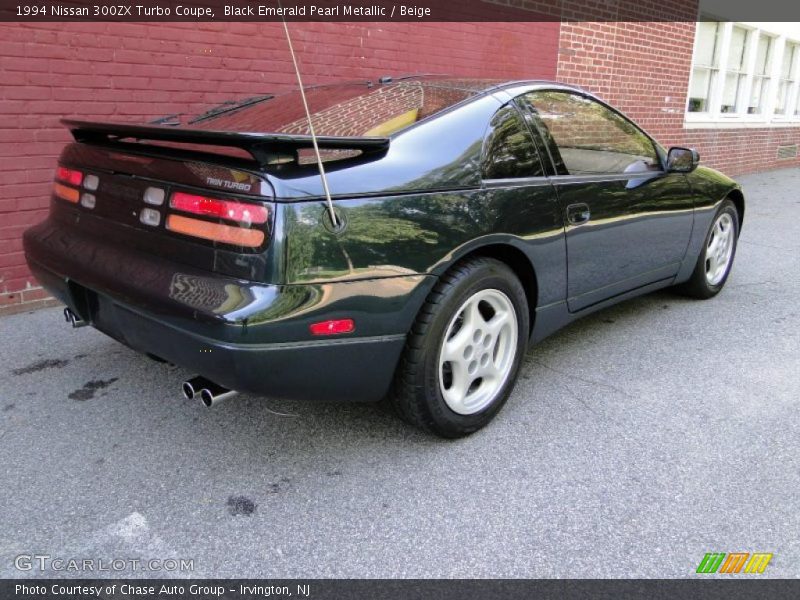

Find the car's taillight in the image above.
[
  {"left": 165, "top": 214, "right": 265, "bottom": 248},
  {"left": 50, "top": 165, "right": 268, "bottom": 249},
  {"left": 53, "top": 166, "right": 98, "bottom": 208},
  {"left": 83, "top": 174, "right": 99, "bottom": 191},
  {"left": 165, "top": 191, "right": 268, "bottom": 248},
  {"left": 53, "top": 182, "right": 79, "bottom": 203},
  {"left": 170, "top": 191, "right": 268, "bottom": 225},
  {"left": 56, "top": 166, "right": 83, "bottom": 186}
]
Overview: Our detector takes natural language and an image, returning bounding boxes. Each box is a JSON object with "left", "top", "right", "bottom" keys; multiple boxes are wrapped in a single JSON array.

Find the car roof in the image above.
[
  {"left": 375, "top": 75, "right": 588, "bottom": 96},
  {"left": 372, "top": 77, "right": 599, "bottom": 117}
]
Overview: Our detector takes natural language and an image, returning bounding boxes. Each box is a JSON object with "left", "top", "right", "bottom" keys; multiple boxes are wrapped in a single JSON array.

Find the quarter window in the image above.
[
  {"left": 522, "top": 91, "right": 659, "bottom": 176},
  {"left": 482, "top": 105, "right": 543, "bottom": 180}
]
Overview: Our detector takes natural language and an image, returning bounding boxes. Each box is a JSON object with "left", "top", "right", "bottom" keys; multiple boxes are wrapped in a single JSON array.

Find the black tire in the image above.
[
  {"left": 677, "top": 199, "right": 740, "bottom": 299},
  {"left": 389, "top": 257, "right": 529, "bottom": 438}
]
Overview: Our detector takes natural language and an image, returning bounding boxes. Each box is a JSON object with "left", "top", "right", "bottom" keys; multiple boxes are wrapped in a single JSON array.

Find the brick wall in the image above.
[{"left": 0, "top": 21, "right": 559, "bottom": 315}]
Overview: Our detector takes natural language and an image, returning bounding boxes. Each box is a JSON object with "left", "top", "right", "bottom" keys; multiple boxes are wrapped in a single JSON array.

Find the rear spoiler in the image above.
[{"left": 61, "top": 119, "right": 391, "bottom": 166}]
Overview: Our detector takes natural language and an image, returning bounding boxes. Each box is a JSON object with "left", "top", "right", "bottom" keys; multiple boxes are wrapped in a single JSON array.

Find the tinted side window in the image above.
[
  {"left": 482, "top": 105, "right": 543, "bottom": 179},
  {"left": 522, "top": 91, "right": 659, "bottom": 175}
]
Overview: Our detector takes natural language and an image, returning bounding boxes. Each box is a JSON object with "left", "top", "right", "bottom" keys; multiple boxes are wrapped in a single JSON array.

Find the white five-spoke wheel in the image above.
[
  {"left": 705, "top": 212, "right": 735, "bottom": 286},
  {"left": 678, "top": 198, "right": 739, "bottom": 299},
  {"left": 438, "top": 289, "right": 518, "bottom": 415},
  {"left": 390, "top": 257, "right": 529, "bottom": 438}
]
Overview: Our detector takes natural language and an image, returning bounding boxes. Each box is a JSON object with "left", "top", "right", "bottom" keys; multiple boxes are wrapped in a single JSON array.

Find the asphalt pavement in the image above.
[{"left": 1, "top": 168, "right": 799, "bottom": 578}]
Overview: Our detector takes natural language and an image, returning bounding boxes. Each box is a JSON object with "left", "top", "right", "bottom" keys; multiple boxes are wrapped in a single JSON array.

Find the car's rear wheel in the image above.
[
  {"left": 390, "top": 257, "right": 529, "bottom": 438},
  {"left": 678, "top": 199, "right": 739, "bottom": 299}
]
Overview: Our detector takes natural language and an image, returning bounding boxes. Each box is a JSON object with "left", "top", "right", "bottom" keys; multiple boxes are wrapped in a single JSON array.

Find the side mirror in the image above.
[{"left": 667, "top": 147, "right": 699, "bottom": 173}]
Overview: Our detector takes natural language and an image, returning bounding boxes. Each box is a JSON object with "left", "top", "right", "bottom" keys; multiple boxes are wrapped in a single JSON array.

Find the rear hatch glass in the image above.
[{"left": 187, "top": 79, "right": 496, "bottom": 162}]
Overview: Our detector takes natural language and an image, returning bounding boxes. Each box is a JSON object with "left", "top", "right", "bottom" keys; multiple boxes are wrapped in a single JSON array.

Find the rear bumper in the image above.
[{"left": 24, "top": 218, "right": 432, "bottom": 402}]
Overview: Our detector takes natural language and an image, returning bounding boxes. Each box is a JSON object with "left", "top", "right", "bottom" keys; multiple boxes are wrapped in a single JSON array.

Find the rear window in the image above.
[{"left": 189, "top": 80, "right": 490, "bottom": 138}]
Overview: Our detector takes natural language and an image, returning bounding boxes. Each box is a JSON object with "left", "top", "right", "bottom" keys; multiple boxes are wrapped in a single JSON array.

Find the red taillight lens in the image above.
[
  {"left": 309, "top": 319, "right": 355, "bottom": 336},
  {"left": 170, "top": 192, "right": 268, "bottom": 225},
  {"left": 56, "top": 166, "right": 83, "bottom": 186}
]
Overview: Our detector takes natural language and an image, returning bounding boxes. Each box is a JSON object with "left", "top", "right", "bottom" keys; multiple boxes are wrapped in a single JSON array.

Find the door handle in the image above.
[{"left": 567, "top": 203, "right": 591, "bottom": 225}]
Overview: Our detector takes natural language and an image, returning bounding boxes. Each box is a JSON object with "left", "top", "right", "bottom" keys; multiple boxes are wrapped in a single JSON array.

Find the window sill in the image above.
[{"left": 684, "top": 119, "right": 800, "bottom": 129}]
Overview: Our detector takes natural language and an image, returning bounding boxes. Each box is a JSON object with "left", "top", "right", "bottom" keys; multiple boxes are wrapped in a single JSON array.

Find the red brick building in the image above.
[{"left": 2, "top": 18, "right": 799, "bottom": 314}]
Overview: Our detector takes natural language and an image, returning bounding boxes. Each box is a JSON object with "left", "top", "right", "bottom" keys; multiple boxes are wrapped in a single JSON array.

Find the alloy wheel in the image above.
[
  {"left": 705, "top": 212, "right": 735, "bottom": 286},
  {"left": 438, "top": 289, "right": 518, "bottom": 415}
]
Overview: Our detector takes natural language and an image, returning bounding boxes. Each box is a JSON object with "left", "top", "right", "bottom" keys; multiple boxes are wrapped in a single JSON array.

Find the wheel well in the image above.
[
  {"left": 463, "top": 244, "right": 538, "bottom": 333},
  {"left": 728, "top": 189, "right": 745, "bottom": 230}
]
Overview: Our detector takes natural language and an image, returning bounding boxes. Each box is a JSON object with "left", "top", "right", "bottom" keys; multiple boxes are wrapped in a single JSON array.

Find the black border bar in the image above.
[{"left": 1, "top": 0, "right": 800, "bottom": 22}]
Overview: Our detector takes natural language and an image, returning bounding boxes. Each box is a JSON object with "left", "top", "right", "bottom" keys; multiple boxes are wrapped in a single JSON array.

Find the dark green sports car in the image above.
[{"left": 23, "top": 77, "right": 743, "bottom": 437}]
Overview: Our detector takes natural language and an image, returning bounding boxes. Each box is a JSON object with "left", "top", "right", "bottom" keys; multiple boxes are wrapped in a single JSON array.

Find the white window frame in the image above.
[
  {"left": 686, "top": 21, "right": 724, "bottom": 116},
  {"left": 772, "top": 39, "right": 800, "bottom": 121},
  {"left": 685, "top": 22, "right": 800, "bottom": 128},
  {"left": 739, "top": 28, "right": 771, "bottom": 119},
  {"left": 719, "top": 23, "right": 753, "bottom": 118}
]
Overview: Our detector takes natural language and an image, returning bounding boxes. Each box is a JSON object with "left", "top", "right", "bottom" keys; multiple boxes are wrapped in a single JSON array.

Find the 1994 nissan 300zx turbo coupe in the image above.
[{"left": 23, "top": 78, "right": 744, "bottom": 437}]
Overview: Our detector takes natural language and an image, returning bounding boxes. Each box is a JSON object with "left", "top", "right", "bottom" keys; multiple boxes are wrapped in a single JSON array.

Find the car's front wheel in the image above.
[
  {"left": 390, "top": 257, "right": 529, "bottom": 438},
  {"left": 678, "top": 199, "right": 740, "bottom": 299}
]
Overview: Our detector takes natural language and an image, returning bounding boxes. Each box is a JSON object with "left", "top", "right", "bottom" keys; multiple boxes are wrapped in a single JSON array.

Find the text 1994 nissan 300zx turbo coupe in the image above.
[{"left": 23, "top": 78, "right": 743, "bottom": 437}]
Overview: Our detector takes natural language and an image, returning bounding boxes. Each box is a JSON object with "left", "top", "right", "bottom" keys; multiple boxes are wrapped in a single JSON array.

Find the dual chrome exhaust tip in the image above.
[
  {"left": 60, "top": 312, "right": 236, "bottom": 407},
  {"left": 182, "top": 376, "right": 237, "bottom": 407}
]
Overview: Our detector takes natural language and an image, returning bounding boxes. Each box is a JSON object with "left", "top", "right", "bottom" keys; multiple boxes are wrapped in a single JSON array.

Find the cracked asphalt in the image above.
[{"left": 1, "top": 169, "right": 798, "bottom": 579}]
